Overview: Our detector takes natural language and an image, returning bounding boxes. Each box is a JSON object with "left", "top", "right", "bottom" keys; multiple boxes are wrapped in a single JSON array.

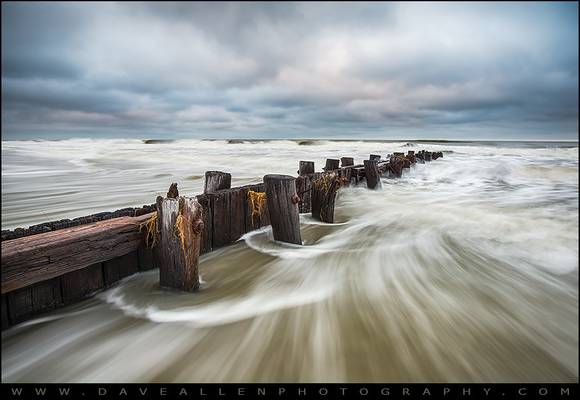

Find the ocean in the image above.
[{"left": 1, "top": 138, "right": 578, "bottom": 382}]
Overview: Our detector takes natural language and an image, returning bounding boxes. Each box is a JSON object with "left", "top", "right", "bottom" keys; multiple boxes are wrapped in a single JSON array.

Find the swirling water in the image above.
[{"left": 1, "top": 139, "right": 578, "bottom": 382}]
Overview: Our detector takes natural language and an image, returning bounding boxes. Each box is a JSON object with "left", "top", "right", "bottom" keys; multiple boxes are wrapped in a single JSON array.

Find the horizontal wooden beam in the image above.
[{"left": 1, "top": 213, "right": 153, "bottom": 294}]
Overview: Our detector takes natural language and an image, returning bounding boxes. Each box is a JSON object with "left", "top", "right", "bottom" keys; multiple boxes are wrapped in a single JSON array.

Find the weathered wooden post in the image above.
[
  {"left": 264, "top": 175, "right": 302, "bottom": 245},
  {"left": 407, "top": 151, "right": 416, "bottom": 164},
  {"left": 389, "top": 156, "right": 404, "bottom": 178},
  {"left": 341, "top": 157, "right": 354, "bottom": 167},
  {"left": 364, "top": 160, "right": 381, "bottom": 189},
  {"left": 311, "top": 172, "right": 343, "bottom": 223},
  {"left": 324, "top": 159, "right": 340, "bottom": 171},
  {"left": 204, "top": 171, "right": 231, "bottom": 193},
  {"left": 298, "top": 161, "right": 315, "bottom": 175},
  {"left": 156, "top": 183, "right": 203, "bottom": 292},
  {"left": 424, "top": 151, "right": 432, "bottom": 162},
  {"left": 370, "top": 154, "right": 381, "bottom": 161},
  {"left": 416, "top": 150, "right": 425, "bottom": 164}
]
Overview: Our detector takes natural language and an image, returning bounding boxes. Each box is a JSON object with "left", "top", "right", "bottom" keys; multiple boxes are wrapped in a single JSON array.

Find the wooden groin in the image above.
[{"left": 1, "top": 149, "right": 442, "bottom": 328}]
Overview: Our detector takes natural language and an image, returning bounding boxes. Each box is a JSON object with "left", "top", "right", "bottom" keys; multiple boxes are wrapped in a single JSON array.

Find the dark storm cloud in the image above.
[{"left": 1, "top": 1, "right": 577, "bottom": 139}]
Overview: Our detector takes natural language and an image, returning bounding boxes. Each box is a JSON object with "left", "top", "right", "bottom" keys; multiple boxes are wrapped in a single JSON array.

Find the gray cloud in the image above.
[{"left": 1, "top": 1, "right": 578, "bottom": 140}]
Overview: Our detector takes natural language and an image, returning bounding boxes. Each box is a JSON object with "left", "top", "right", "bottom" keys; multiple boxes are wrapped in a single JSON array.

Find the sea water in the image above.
[{"left": 1, "top": 139, "right": 578, "bottom": 382}]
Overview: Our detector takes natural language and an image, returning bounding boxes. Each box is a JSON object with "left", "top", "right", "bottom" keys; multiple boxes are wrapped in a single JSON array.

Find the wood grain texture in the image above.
[
  {"left": 157, "top": 196, "right": 202, "bottom": 292},
  {"left": 31, "top": 278, "right": 62, "bottom": 313},
  {"left": 138, "top": 247, "right": 156, "bottom": 271},
  {"left": 103, "top": 251, "right": 139, "bottom": 286},
  {"left": 204, "top": 171, "right": 231, "bottom": 193},
  {"left": 340, "top": 157, "right": 354, "bottom": 167},
  {"left": 324, "top": 159, "right": 340, "bottom": 171},
  {"left": 1, "top": 213, "right": 152, "bottom": 294},
  {"left": 211, "top": 190, "right": 231, "bottom": 248},
  {"left": 264, "top": 174, "right": 302, "bottom": 245},
  {"left": 311, "top": 172, "right": 341, "bottom": 223},
  {"left": 7, "top": 287, "right": 32, "bottom": 324},
  {"left": 298, "top": 161, "right": 315, "bottom": 175},
  {"left": 364, "top": 160, "right": 382, "bottom": 189},
  {"left": 1, "top": 295, "right": 9, "bottom": 329},
  {"left": 388, "top": 156, "right": 405, "bottom": 178},
  {"left": 295, "top": 174, "right": 314, "bottom": 213},
  {"left": 196, "top": 193, "right": 213, "bottom": 254},
  {"left": 229, "top": 188, "right": 246, "bottom": 243},
  {"left": 61, "top": 262, "right": 104, "bottom": 303}
]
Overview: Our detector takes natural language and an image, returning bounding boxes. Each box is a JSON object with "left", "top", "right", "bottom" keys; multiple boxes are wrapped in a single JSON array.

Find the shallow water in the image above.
[{"left": 1, "top": 139, "right": 578, "bottom": 382}]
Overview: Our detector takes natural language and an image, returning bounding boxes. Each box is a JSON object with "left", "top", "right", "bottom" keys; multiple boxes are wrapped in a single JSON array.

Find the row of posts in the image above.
[{"left": 154, "top": 150, "right": 442, "bottom": 292}]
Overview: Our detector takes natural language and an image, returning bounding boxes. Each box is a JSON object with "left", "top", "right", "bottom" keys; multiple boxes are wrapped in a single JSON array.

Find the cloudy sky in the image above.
[{"left": 1, "top": 2, "right": 578, "bottom": 140}]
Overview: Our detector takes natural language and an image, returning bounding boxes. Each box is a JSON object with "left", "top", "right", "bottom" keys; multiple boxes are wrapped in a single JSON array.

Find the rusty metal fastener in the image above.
[{"left": 291, "top": 194, "right": 300, "bottom": 204}]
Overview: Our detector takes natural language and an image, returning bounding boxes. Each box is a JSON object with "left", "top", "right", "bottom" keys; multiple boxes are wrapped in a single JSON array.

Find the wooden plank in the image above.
[
  {"left": 31, "top": 278, "right": 62, "bottom": 313},
  {"left": 229, "top": 188, "right": 246, "bottom": 242},
  {"left": 7, "top": 287, "right": 32, "bottom": 324},
  {"left": 210, "top": 187, "right": 250, "bottom": 248},
  {"left": 61, "top": 262, "right": 105, "bottom": 303},
  {"left": 260, "top": 196, "right": 271, "bottom": 227},
  {"left": 138, "top": 247, "right": 156, "bottom": 271},
  {"left": 296, "top": 174, "right": 314, "bottom": 213},
  {"left": 1, "top": 213, "right": 152, "bottom": 294},
  {"left": 103, "top": 251, "right": 140, "bottom": 287},
  {"left": 2, "top": 294, "right": 10, "bottom": 329},
  {"left": 211, "top": 190, "right": 231, "bottom": 248},
  {"left": 196, "top": 194, "right": 213, "bottom": 254}
]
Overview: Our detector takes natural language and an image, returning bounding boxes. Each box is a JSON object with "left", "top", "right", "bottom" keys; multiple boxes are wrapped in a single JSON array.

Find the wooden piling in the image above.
[
  {"left": 370, "top": 154, "right": 381, "bottom": 161},
  {"left": 324, "top": 159, "right": 340, "bottom": 171},
  {"left": 204, "top": 171, "right": 231, "bottom": 193},
  {"left": 389, "top": 156, "right": 404, "bottom": 178},
  {"left": 432, "top": 151, "right": 443, "bottom": 160},
  {"left": 156, "top": 190, "right": 203, "bottom": 292},
  {"left": 263, "top": 175, "right": 302, "bottom": 245},
  {"left": 311, "top": 172, "right": 342, "bottom": 223},
  {"left": 416, "top": 150, "right": 425, "bottom": 164},
  {"left": 295, "top": 173, "right": 319, "bottom": 213},
  {"left": 364, "top": 160, "right": 381, "bottom": 189},
  {"left": 341, "top": 157, "right": 354, "bottom": 167},
  {"left": 298, "top": 161, "right": 315, "bottom": 175},
  {"left": 1, "top": 146, "right": 452, "bottom": 327}
]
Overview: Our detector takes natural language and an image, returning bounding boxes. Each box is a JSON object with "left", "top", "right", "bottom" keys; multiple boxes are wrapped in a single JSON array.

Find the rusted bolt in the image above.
[{"left": 291, "top": 194, "right": 300, "bottom": 204}]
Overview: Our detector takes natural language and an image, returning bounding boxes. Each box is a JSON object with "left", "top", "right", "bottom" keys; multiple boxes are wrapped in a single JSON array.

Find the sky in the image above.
[{"left": 1, "top": 2, "right": 578, "bottom": 140}]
